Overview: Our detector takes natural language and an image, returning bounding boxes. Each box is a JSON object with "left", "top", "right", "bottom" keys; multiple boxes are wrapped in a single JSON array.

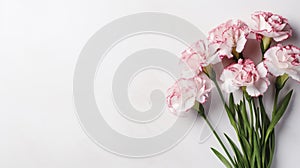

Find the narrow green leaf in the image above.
[
  {"left": 250, "top": 153, "right": 256, "bottom": 168},
  {"left": 262, "top": 130, "right": 274, "bottom": 168},
  {"left": 253, "top": 131, "right": 261, "bottom": 168},
  {"left": 211, "top": 148, "right": 233, "bottom": 168},
  {"left": 229, "top": 93, "right": 235, "bottom": 116},
  {"left": 225, "top": 134, "right": 248, "bottom": 167},
  {"left": 265, "top": 90, "right": 293, "bottom": 142},
  {"left": 240, "top": 99, "right": 251, "bottom": 143},
  {"left": 252, "top": 100, "right": 261, "bottom": 134},
  {"left": 225, "top": 104, "right": 238, "bottom": 132},
  {"left": 267, "top": 132, "right": 275, "bottom": 168},
  {"left": 240, "top": 135, "right": 252, "bottom": 161},
  {"left": 259, "top": 96, "right": 270, "bottom": 141},
  {"left": 235, "top": 104, "right": 245, "bottom": 135}
]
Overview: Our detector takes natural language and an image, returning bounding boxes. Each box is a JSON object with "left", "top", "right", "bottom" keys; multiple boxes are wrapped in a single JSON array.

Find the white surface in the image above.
[{"left": 1, "top": 0, "right": 300, "bottom": 167}]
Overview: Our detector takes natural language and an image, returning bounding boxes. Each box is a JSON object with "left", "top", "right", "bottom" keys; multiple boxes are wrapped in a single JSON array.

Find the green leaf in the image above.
[
  {"left": 229, "top": 93, "right": 235, "bottom": 116},
  {"left": 250, "top": 153, "right": 255, "bottom": 168},
  {"left": 211, "top": 148, "right": 233, "bottom": 168},
  {"left": 225, "top": 134, "right": 248, "bottom": 167},
  {"left": 253, "top": 131, "right": 261, "bottom": 168},
  {"left": 265, "top": 90, "right": 293, "bottom": 143},
  {"left": 267, "top": 132, "right": 275, "bottom": 168},
  {"left": 259, "top": 96, "right": 270, "bottom": 140},
  {"left": 240, "top": 99, "right": 251, "bottom": 137},
  {"left": 235, "top": 104, "right": 245, "bottom": 135},
  {"left": 240, "top": 135, "right": 252, "bottom": 161},
  {"left": 225, "top": 104, "right": 238, "bottom": 132}
]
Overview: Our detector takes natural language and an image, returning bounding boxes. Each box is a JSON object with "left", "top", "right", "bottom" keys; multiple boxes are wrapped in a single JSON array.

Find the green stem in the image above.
[
  {"left": 267, "top": 132, "right": 275, "bottom": 168},
  {"left": 212, "top": 79, "right": 225, "bottom": 104},
  {"left": 248, "top": 98, "right": 254, "bottom": 129},
  {"left": 272, "top": 88, "right": 279, "bottom": 118},
  {"left": 202, "top": 114, "right": 235, "bottom": 166},
  {"left": 265, "top": 82, "right": 280, "bottom": 167},
  {"left": 246, "top": 98, "right": 255, "bottom": 148},
  {"left": 252, "top": 99, "right": 262, "bottom": 134},
  {"left": 264, "top": 81, "right": 286, "bottom": 167}
]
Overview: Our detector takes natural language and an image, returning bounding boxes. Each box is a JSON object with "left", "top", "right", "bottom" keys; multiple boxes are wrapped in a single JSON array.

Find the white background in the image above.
[{"left": 1, "top": 0, "right": 300, "bottom": 167}]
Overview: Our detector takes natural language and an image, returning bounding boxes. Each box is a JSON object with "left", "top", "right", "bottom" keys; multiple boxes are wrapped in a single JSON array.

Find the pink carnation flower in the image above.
[
  {"left": 194, "top": 75, "right": 213, "bottom": 103},
  {"left": 220, "top": 59, "right": 270, "bottom": 97},
  {"left": 250, "top": 11, "right": 292, "bottom": 42},
  {"left": 181, "top": 40, "right": 220, "bottom": 77},
  {"left": 264, "top": 44, "right": 300, "bottom": 81},
  {"left": 166, "top": 75, "right": 212, "bottom": 115},
  {"left": 208, "top": 19, "right": 250, "bottom": 59}
]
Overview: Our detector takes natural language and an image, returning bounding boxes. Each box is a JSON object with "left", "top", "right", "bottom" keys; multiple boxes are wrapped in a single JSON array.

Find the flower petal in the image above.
[{"left": 246, "top": 78, "right": 269, "bottom": 97}]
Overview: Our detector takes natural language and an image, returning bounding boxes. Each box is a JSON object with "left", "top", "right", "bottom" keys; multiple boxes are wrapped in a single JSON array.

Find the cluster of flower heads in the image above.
[{"left": 167, "top": 11, "right": 300, "bottom": 115}]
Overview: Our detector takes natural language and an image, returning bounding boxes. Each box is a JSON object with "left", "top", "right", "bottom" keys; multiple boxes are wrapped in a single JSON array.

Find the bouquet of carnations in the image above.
[{"left": 166, "top": 11, "right": 299, "bottom": 168}]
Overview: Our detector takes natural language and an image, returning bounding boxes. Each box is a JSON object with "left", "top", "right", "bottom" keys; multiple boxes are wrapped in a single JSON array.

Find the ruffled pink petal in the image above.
[
  {"left": 194, "top": 75, "right": 213, "bottom": 104},
  {"left": 251, "top": 11, "right": 292, "bottom": 42},
  {"left": 264, "top": 44, "right": 300, "bottom": 82},
  {"left": 285, "top": 69, "right": 300, "bottom": 82},
  {"left": 257, "top": 62, "right": 268, "bottom": 78},
  {"left": 273, "top": 33, "right": 290, "bottom": 42},
  {"left": 236, "top": 35, "right": 247, "bottom": 53},
  {"left": 209, "top": 19, "right": 249, "bottom": 59},
  {"left": 220, "top": 69, "right": 239, "bottom": 93},
  {"left": 166, "top": 78, "right": 197, "bottom": 114},
  {"left": 264, "top": 46, "right": 278, "bottom": 59},
  {"left": 264, "top": 60, "right": 286, "bottom": 76},
  {"left": 246, "top": 78, "right": 269, "bottom": 97}
]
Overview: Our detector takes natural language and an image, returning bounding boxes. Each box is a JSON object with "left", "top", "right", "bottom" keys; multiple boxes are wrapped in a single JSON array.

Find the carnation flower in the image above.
[
  {"left": 220, "top": 59, "right": 270, "bottom": 97},
  {"left": 181, "top": 40, "right": 220, "bottom": 77},
  {"left": 166, "top": 75, "right": 212, "bottom": 115},
  {"left": 194, "top": 75, "right": 213, "bottom": 103},
  {"left": 208, "top": 19, "right": 250, "bottom": 59},
  {"left": 264, "top": 44, "right": 300, "bottom": 81},
  {"left": 250, "top": 11, "right": 292, "bottom": 42}
]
